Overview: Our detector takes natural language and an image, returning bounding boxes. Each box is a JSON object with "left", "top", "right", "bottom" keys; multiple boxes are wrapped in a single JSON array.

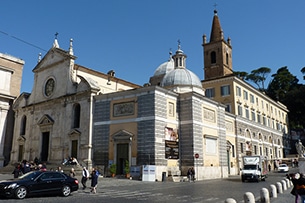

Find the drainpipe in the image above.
[{"left": 87, "top": 93, "right": 94, "bottom": 170}]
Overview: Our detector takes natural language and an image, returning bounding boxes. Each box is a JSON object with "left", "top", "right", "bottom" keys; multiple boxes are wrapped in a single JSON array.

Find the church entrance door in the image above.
[
  {"left": 41, "top": 132, "right": 50, "bottom": 162},
  {"left": 116, "top": 143, "right": 128, "bottom": 175}
]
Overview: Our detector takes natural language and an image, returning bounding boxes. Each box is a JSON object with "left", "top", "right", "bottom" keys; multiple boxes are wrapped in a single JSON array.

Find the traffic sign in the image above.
[{"left": 195, "top": 153, "right": 199, "bottom": 158}]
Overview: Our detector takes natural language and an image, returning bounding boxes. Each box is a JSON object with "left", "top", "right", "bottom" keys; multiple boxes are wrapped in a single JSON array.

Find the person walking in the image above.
[
  {"left": 81, "top": 166, "right": 89, "bottom": 190},
  {"left": 187, "top": 167, "right": 193, "bottom": 182},
  {"left": 191, "top": 166, "right": 195, "bottom": 182},
  {"left": 90, "top": 168, "right": 98, "bottom": 194},
  {"left": 69, "top": 168, "right": 76, "bottom": 178}
]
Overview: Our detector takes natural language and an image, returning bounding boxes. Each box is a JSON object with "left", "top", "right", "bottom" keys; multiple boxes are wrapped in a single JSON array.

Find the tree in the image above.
[
  {"left": 284, "top": 86, "right": 305, "bottom": 128},
  {"left": 245, "top": 67, "right": 271, "bottom": 91},
  {"left": 266, "top": 66, "right": 298, "bottom": 102},
  {"left": 301, "top": 67, "right": 305, "bottom": 80},
  {"left": 233, "top": 71, "right": 248, "bottom": 80}
]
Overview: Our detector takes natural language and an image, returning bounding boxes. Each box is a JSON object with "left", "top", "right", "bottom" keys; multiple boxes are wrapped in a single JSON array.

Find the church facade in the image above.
[{"left": 10, "top": 10, "right": 288, "bottom": 180}]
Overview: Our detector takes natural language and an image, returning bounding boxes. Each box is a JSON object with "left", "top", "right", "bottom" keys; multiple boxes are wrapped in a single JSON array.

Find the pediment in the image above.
[
  {"left": 112, "top": 130, "right": 133, "bottom": 141},
  {"left": 33, "top": 47, "right": 76, "bottom": 73},
  {"left": 38, "top": 114, "right": 54, "bottom": 126},
  {"left": 17, "top": 135, "right": 26, "bottom": 142},
  {"left": 12, "top": 92, "right": 30, "bottom": 110},
  {"left": 68, "top": 129, "right": 81, "bottom": 137},
  {"left": 77, "top": 75, "right": 100, "bottom": 93}
]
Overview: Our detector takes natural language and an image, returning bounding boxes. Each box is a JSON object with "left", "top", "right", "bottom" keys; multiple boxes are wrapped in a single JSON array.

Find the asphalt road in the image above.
[{"left": 0, "top": 168, "right": 297, "bottom": 203}]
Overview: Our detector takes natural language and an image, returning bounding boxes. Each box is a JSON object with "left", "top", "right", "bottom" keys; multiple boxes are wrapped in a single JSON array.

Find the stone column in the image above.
[{"left": 0, "top": 106, "right": 9, "bottom": 167}]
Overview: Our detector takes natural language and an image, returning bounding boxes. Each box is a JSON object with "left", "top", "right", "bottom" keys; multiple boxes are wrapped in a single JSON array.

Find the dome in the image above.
[
  {"left": 161, "top": 68, "right": 202, "bottom": 88},
  {"left": 153, "top": 57, "right": 174, "bottom": 76}
]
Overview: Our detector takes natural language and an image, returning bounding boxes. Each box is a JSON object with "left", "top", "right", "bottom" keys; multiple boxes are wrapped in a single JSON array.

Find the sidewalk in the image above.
[{"left": 271, "top": 187, "right": 295, "bottom": 203}]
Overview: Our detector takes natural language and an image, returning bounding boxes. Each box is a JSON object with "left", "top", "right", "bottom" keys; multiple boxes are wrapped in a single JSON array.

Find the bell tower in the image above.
[{"left": 202, "top": 10, "right": 233, "bottom": 80}]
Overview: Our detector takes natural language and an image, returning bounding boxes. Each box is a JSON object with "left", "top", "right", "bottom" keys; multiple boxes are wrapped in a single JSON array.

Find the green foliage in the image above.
[
  {"left": 283, "top": 85, "right": 305, "bottom": 129},
  {"left": 245, "top": 67, "right": 271, "bottom": 90},
  {"left": 124, "top": 160, "right": 130, "bottom": 174},
  {"left": 266, "top": 66, "right": 299, "bottom": 101},
  {"left": 233, "top": 71, "right": 248, "bottom": 80},
  {"left": 265, "top": 66, "right": 305, "bottom": 128},
  {"left": 109, "top": 164, "right": 116, "bottom": 174}
]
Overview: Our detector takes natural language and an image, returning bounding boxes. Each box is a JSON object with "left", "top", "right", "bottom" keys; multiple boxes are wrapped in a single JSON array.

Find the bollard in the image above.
[
  {"left": 244, "top": 192, "right": 255, "bottom": 203},
  {"left": 281, "top": 180, "right": 287, "bottom": 191},
  {"left": 285, "top": 178, "right": 291, "bottom": 188},
  {"left": 270, "top": 184, "right": 277, "bottom": 198},
  {"left": 276, "top": 182, "right": 283, "bottom": 194},
  {"left": 260, "top": 188, "right": 270, "bottom": 203},
  {"left": 224, "top": 198, "right": 237, "bottom": 203}
]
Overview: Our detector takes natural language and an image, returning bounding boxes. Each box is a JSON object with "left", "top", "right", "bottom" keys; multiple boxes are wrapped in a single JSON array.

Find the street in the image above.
[{"left": 0, "top": 169, "right": 296, "bottom": 203}]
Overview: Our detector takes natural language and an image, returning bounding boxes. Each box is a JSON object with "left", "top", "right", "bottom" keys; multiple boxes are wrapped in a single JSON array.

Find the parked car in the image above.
[
  {"left": 278, "top": 164, "right": 289, "bottom": 173},
  {"left": 0, "top": 171, "right": 79, "bottom": 199}
]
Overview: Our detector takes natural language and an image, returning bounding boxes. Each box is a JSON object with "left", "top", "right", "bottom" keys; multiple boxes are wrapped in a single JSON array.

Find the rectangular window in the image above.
[
  {"left": 260, "top": 147, "right": 262, "bottom": 156},
  {"left": 205, "top": 88, "right": 215, "bottom": 98},
  {"left": 240, "top": 143, "right": 244, "bottom": 153},
  {"left": 257, "top": 114, "right": 261, "bottom": 123},
  {"left": 221, "top": 85, "right": 230, "bottom": 96},
  {"left": 250, "top": 94, "right": 254, "bottom": 103},
  {"left": 251, "top": 111, "right": 256, "bottom": 121},
  {"left": 168, "top": 102, "right": 175, "bottom": 117},
  {"left": 243, "top": 90, "right": 248, "bottom": 100},
  {"left": 277, "top": 123, "right": 281, "bottom": 131},
  {"left": 266, "top": 147, "right": 268, "bottom": 156},
  {"left": 254, "top": 145, "right": 257, "bottom": 155},
  {"left": 232, "top": 145, "right": 235, "bottom": 157},
  {"left": 236, "top": 86, "right": 241, "bottom": 96},
  {"left": 263, "top": 116, "right": 266, "bottom": 125},
  {"left": 238, "top": 105, "right": 243, "bottom": 116},
  {"left": 225, "top": 104, "right": 231, "bottom": 113},
  {"left": 245, "top": 108, "right": 249, "bottom": 119}
]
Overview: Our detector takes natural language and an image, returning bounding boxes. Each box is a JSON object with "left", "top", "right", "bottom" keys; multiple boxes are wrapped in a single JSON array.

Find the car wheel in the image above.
[
  {"left": 15, "top": 186, "right": 27, "bottom": 199},
  {"left": 62, "top": 185, "right": 71, "bottom": 197}
]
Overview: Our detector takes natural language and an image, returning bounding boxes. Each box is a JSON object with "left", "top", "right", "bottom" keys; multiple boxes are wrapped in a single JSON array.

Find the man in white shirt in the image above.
[{"left": 81, "top": 166, "right": 89, "bottom": 189}]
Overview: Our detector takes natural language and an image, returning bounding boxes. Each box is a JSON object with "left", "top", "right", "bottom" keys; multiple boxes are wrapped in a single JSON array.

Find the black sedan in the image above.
[{"left": 0, "top": 171, "right": 79, "bottom": 199}]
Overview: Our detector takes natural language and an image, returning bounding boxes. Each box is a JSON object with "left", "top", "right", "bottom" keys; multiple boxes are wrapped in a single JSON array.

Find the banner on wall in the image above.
[{"left": 164, "top": 127, "right": 179, "bottom": 159}]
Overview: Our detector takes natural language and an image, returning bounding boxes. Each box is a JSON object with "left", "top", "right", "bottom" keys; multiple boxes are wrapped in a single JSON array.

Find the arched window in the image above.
[
  {"left": 211, "top": 51, "right": 216, "bottom": 64},
  {"left": 73, "top": 103, "right": 81, "bottom": 128},
  {"left": 20, "top": 116, "right": 27, "bottom": 135}
]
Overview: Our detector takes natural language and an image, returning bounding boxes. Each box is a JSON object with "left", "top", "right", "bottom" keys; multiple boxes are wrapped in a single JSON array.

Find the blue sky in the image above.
[{"left": 1, "top": 1, "right": 305, "bottom": 93}]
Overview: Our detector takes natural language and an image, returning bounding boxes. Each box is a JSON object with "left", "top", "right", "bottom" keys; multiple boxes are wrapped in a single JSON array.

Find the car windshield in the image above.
[
  {"left": 243, "top": 165, "right": 257, "bottom": 170},
  {"left": 18, "top": 171, "right": 41, "bottom": 180},
  {"left": 279, "top": 164, "right": 287, "bottom": 167}
]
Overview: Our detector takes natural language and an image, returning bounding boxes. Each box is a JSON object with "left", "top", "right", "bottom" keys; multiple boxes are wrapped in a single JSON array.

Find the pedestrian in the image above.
[
  {"left": 81, "top": 166, "right": 89, "bottom": 190},
  {"left": 56, "top": 166, "right": 64, "bottom": 173},
  {"left": 69, "top": 168, "right": 76, "bottom": 178},
  {"left": 292, "top": 173, "right": 305, "bottom": 203},
  {"left": 187, "top": 167, "right": 193, "bottom": 182},
  {"left": 12, "top": 164, "right": 21, "bottom": 178},
  {"left": 191, "top": 166, "right": 195, "bottom": 182},
  {"left": 90, "top": 168, "right": 98, "bottom": 194},
  {"left": 268, "top": 164, "right": 271, "bottom": 172}
]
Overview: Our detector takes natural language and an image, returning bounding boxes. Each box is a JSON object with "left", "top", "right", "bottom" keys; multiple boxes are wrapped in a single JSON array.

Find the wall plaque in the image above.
[{"left": 113, "top": 102, "right": 134, "bottom": 117}]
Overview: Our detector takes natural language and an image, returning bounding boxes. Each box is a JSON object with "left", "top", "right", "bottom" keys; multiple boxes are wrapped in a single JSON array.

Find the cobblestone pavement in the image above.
[{"left": 0, "top": 171, "right": 297, "bottom": 203}]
